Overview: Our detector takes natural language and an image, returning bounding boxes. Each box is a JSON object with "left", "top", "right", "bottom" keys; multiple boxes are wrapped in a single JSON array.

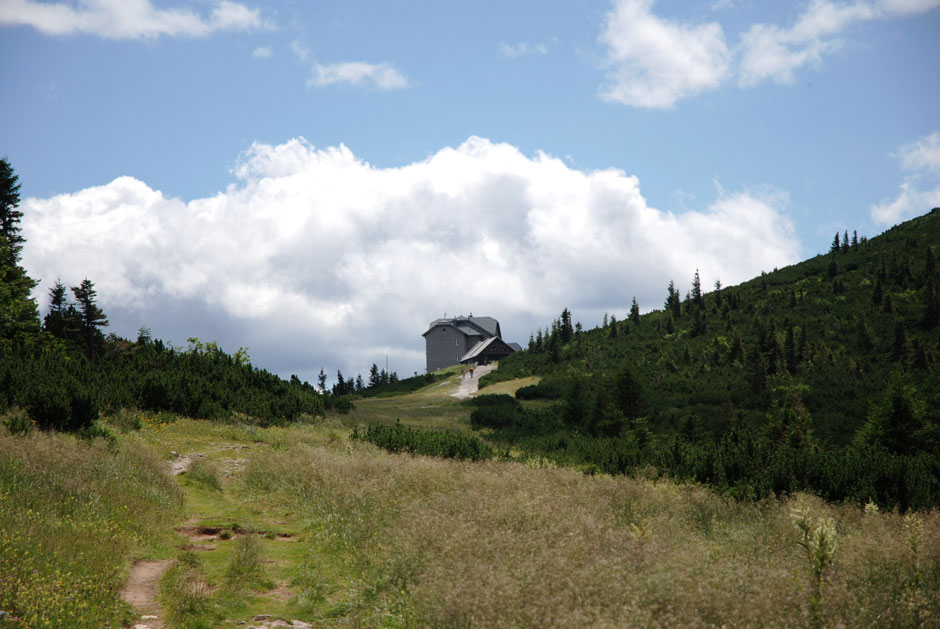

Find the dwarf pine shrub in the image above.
[{"left": 353, "top": 421, "right": 493, "bottom": 461}]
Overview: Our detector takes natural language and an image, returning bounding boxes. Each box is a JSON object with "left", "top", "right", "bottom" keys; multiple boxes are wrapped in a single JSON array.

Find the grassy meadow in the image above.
[{"left": 1, "top": 374, "right": 939, "bottom": 627}]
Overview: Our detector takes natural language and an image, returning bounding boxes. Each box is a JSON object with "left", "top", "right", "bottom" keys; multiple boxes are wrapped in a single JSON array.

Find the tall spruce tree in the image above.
[
  {"left": 0, "top": 157, "right": 40, "bottom": 342},
  {"left": 71, "top": 278, "right": 108, "bottom": 355},
  {"left": 691, "top": 269, "right": 704, "bottom": 308},
  {"left": 629, "top": 296, "right": 640, "bottom": 325}
]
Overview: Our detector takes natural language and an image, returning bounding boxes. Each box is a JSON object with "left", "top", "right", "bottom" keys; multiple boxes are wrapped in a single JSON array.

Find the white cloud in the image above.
[
  {"left": 251, "top": 45, "right": 272, "bottom": 59},
  {"left": 290, "top": 39, "right": 310, "bottom": 62},
  {"left": 309, "top": 61, "right": 409, "bottom": 90},
  {"left": 21, "top": 137, "right": 799, "bottom": 382},
  {"left": 872, "top": 131, "right": 940, "bottom": 224},
  {"left": 871, "top": 181, "right": 940, "bottom": 224},
  {"left": 498, "top": 40, "right": 550, "bottom": 58},
  {"left": 598, "top": 0, "right": 940, "bottom": 107},
  {"left": 0, "top": 0, "right": 266, "bottom": 39},
  {"left": 599, "top": 0, "right": 731, "bottom": 108},
  {"left": 894, "top": 131, "right": 940, "bottom": 173}
]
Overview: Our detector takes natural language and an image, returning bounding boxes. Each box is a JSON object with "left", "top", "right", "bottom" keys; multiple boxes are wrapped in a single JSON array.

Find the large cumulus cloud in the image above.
[{"left": 21, "top": 136, "right": 800, "bottom": 382}]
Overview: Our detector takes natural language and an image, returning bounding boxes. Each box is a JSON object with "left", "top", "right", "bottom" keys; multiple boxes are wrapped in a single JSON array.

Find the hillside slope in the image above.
[{"left": 479, "top": 208, "right": 940, "bottom": 507}]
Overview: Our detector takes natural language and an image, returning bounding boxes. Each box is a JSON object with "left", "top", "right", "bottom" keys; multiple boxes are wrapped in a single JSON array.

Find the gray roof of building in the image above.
[
  {"left": 507, "top": 342, "right": 523, "bottom": 352},
  {"left": 459, "top": 336, "right": 518, "bottom": 363},
  {"left": 422, "top": 315, "right": 501, "bottom": 338},
  {"left": 458, "top": 337, "right": 498, "bottom": 362}
]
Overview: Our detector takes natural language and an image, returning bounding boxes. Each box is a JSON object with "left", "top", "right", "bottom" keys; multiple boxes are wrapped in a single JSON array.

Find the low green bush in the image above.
[{"left": 353, "top": 421, "right": 493, "bottom": 461}]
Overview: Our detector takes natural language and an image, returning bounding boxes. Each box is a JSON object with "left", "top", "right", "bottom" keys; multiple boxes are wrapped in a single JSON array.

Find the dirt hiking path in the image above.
[
  {"left": 450, "top": 363, "right": 496, "bottom": 399},
  {"left": 122, "top": 559, "right": 172, "bottom": 629}
]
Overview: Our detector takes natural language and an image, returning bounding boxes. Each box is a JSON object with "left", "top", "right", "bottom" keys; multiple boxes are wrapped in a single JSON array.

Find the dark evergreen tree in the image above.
[
  {"left": 560, "top": 307, "right": 574, "bottom": 342},
  {"left": 830, "top": 232, "right": 840, "bottom": 253},
  {"left": 852, "top": 230, "right": 859, "bottom": 250},
  {"left": 615, "top": 366, "right": 642, "bottom": 420},
  {"left": 730, "top": 330, "right": 744, "bottom": 362},
  {"left": 0, "top": 157, "right": 25, "bottom": 264},
  {"left": 785, "top": 323, "right": 798, "bottom": 373},
  {"left": 664, "top": 280, "right": 681, "bottom": 318},
  {"left": 691, "top": 308, "right": 706, "bottom": 337},
  {"left": 923, "top": 275, "right": 940, "bottom": 330},
  {"left": 630, "top": 296, "right": 640, "bottom": 325},
  {"left": 609, "top": 315, "right": 618, "bottom": 338},
  {"left": 43, "top": 280, "right": 71, "bottom": 338},
  {"left": 691, "top": 269, "right": 704, "bottom": 308},
  {"left": 713, "top": 279, "right": 722, "bottom": 309},
  {"left": 71, "top": 279, "right": 108, "bottom": 356},
  {"left": 856, "top": 315, "right": 874, "bottom": 352},
  {"left": 369, "top": 363, "right": 381, "bottom": 388},
  {"left": 0, "top": 157, "right": 40, "bottom": 342},
  {"left": 842, "top": 230, "right": 850, "bottom": 254},
  {"left": 872, "top": 275, "right": 884, "bottom": 305},
  {"left": 892, "top": 320, "right": 908, "bottom": 363},
  {"left": 317, "top": 368, "right": 327, "bottom": 393}
]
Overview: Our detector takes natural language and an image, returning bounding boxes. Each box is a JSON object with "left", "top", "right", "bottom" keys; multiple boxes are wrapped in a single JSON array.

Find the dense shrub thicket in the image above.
[
  {"left": 481, "top": 210, "right": 940, "bottom": 509},
  {"left": 353, "top": 421, "right": 493, "bottom": 461},
  {"left": 0, "top": 339, "right": 325, "bottom": 429}
]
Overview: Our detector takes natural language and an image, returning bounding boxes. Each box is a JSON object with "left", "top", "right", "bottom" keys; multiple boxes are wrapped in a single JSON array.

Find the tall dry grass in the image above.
[
  {"left": 0, "top": 428, "right": 184, "bottom": 627},
  {"left": 242, "top": 438, "right": 940, "bottom": 628}
]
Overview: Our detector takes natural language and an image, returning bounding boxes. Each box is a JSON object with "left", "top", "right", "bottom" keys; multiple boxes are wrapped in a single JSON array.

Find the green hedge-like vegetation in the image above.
[
  {"left": 0, "top": 339, "right": 324, "bottom": 430},
  {"left": 353, "top": 421, "right": 493, "bottom": 461}
]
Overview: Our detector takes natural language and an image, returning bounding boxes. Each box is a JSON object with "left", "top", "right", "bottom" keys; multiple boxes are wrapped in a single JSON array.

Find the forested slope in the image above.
[{"left": 479, "top": 209, "right": 940, "bottom": 508}]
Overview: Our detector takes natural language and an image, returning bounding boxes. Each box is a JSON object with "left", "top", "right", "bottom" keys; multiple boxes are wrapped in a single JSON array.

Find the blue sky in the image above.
[{"left": 2, "top": 0, "right": 940, "bottom": 384}]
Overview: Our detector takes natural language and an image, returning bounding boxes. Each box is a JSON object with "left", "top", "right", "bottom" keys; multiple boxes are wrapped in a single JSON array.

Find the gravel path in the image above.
[
  {"left": 122, "top": 559, "right": 172, "bottom": 629},
  {"left": 450, "top": 363, "right": 496, "bottom": 399}
]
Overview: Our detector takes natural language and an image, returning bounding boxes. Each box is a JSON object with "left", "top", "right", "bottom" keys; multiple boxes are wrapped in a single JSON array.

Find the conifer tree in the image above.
[
  {"left": 730, "top": 330, "right": 744, "bottom": 362},
  {"left": 0, "top": 157, "right": 40, "bottom": 342},
  {"left": 713, "top": 279, "right": 722, "bottom": 309},
  {"left": 630, "top": 296, "right": 640, "bottom": 325},
  {"left": 71, "top": 279, "right": 108, "bottom": 356},
  {"left": 785, "top": 323, "right": 798, "bottom": 373},
  {"left": 691, "top": 308, "right": 706, "bottom": 337},
  {"left": 892, "top": 320, "right": 908, "bottom": 363},
  {"left": 560, "top": 307, "right": 574, "bottom": 342},
  {"left": 0, "top": 158, "right": 25, "bottom": 264},
  {"left": 923, "top": 275, "right": 940, "bottom": 330},
  {"left": 664, "top": 280, "right": 681, "bottom": 318},
  {"left": 842, "top": 230, "right": 850, "bottom": 254},
  {"left": 615, "top": 366, "right": 642, "bottom": 420},
  {"left": 43, "top": 279, "right": 70, "bottom": 338},
  {"left": 830, "top": 232, "right": 840, "bottom": 253},
  {"left": 691, "top": 269, "right": 704, "bottom": 308}
]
